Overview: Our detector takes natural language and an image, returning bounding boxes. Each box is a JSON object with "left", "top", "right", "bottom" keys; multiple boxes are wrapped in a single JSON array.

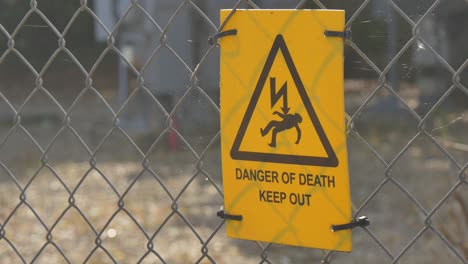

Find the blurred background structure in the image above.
[{"left": 0, "top": 0, "right": 466, "bottom": 263}]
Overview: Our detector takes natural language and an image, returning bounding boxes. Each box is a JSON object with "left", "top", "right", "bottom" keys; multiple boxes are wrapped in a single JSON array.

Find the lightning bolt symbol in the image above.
[{"left": 270, "top": 77, "right": 289, "bottom": 114}]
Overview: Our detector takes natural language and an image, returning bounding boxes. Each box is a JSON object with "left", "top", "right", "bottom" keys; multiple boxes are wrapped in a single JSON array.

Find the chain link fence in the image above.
[{"left": 0, "top": 0, "right": 466, "bottom": 263}]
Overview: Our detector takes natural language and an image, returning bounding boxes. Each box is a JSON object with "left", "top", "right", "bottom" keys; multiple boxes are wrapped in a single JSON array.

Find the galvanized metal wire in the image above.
[{"left": 0, "top": 0, "right": 466, "bottom": 263}]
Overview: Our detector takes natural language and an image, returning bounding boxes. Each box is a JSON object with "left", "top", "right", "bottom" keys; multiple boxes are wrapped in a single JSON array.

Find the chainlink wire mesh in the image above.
[{"left": 0, "top": 0, "right": 467, "bottom": 263}]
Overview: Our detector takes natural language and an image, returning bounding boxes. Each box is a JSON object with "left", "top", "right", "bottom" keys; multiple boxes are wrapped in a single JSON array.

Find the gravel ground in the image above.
[{"left": 0, "top": 81, "right": 466, "bottom": 263}]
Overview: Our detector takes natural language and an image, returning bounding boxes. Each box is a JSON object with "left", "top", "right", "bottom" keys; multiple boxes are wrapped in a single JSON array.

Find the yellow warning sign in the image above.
[{"left": 220, "top": 10, "right": 351, "bottom": 251}]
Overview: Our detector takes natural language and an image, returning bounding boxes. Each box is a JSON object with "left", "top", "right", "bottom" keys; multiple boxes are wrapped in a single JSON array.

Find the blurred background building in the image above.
[{"left": 1, "top": 0, "right": 466, "bottom": 141}]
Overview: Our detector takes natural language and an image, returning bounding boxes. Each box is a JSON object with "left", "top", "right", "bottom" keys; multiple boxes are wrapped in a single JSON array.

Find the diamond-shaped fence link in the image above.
[{"left": 0, "top": 0, "right": 466, "bottom": 263}]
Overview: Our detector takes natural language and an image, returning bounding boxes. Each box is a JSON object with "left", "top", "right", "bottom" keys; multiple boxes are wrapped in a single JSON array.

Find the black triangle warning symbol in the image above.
[{"left": 230, "top": 34, "right": 339, "bottom": 167}]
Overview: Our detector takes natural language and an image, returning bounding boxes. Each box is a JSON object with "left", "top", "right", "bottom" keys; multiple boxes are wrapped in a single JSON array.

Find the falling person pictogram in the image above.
[
  {"left": 260, "top": 111, "right": 302, "bottom": 147},
  {"left": 230, "top": 34, "right": 339, "bottom": 167},
  {"left": 260, "top": 76, "right": 303, "bottom": 147}
]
